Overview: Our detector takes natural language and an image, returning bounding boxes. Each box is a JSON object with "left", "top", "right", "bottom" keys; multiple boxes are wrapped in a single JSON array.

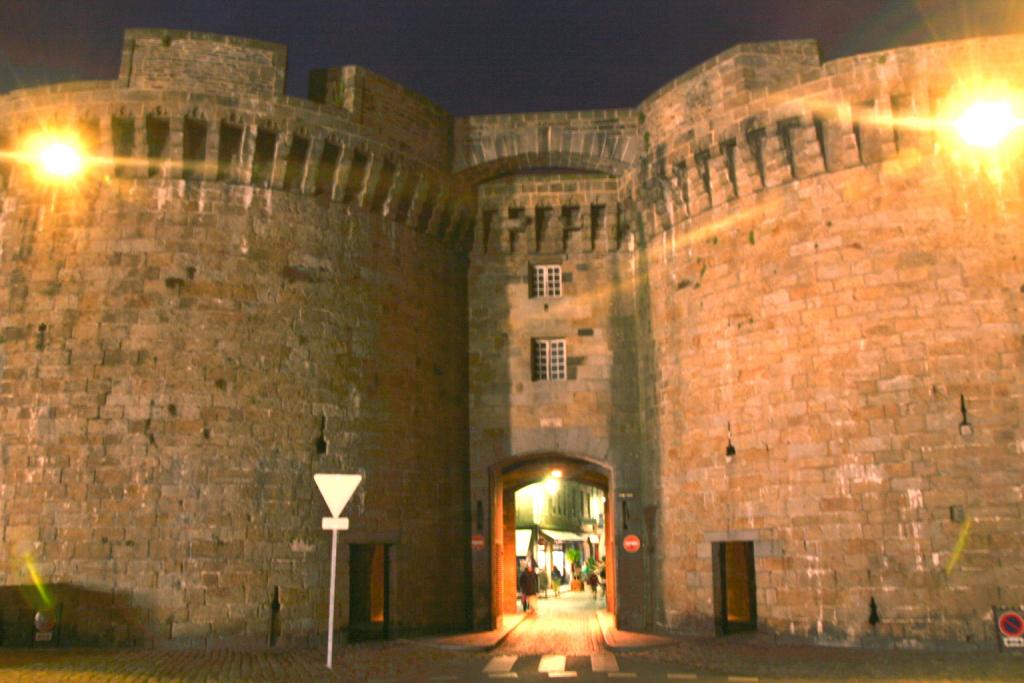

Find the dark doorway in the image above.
[
  {"left": 713, "top": 541, "right": 756, "bottom": 634},
  {"left": 349, "top": 544, "right": 389, "bottom": 641}
]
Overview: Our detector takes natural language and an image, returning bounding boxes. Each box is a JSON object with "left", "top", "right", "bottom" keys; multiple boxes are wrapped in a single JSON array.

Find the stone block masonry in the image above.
[
  {"left": 0, "top": 30, "right": 470, "bottom": 648},
  {"left": 630, "top": 33, "right": 1024, "bottom": 647},
  {"left": 1, "top": 27, "right": 1023, "bottom": 650}
]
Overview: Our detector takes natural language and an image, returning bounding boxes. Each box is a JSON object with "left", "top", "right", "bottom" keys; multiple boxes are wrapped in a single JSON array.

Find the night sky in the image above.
[{"left": 1, "top": 1, "right": 1020, "bottom": 116}]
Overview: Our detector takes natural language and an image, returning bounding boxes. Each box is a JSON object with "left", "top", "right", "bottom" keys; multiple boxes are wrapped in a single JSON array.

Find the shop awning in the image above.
[
  {"left": 515, "top": 529, "right": 533, "bottom": 556},
  {"left": 540, "top": 528, "right": 587, "bottom": 543}
]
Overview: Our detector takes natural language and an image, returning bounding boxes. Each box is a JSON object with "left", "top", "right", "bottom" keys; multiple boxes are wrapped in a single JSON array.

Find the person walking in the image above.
[
  {"left": 587, "top": 568, "right": 599, "bottom": 600},
  {"left": 519, "top": 563, "right": 539, "bottom": 614}
]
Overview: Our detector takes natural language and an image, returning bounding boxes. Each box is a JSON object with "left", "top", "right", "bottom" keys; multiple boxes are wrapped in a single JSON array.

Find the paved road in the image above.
[
  {"left": 2, "top": 589, "right": 1024, "bottom": 682},
  {"left": 4, "top": 645, "right": 1022, "bottom": 682}
]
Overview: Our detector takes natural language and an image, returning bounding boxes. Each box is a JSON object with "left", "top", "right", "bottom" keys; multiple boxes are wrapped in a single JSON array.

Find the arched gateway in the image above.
[{"left": 488, "top": 453, "right": 616, "bottom": 628}]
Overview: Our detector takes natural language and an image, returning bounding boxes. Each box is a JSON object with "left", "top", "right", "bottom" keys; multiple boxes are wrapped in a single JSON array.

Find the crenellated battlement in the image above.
[
  {"left": 0, "top": 87, "right": 475, "bottom": 250},
  {"left": 120, "top": 29, "right": 288, "bottom": 97},
  {"left": 6, "top": 29, "right": 1021, "bottom": 260},
  {"left": 631, "top": 33, "right": 1024, "bottom": 241}
]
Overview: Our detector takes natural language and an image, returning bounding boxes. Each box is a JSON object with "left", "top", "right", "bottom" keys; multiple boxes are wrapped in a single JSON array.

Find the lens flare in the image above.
[
  {"left": 954, "top": 100, "right": 1019, "bottom": 149},
  {"left": 20, "top": 130, "right": 89, "bottom": 183},
  {"left": 39, "top": 141, "right": 84, "bottom": 178},
  {"left": 23, "top": 554, "right": 52, "bottom": 608}
]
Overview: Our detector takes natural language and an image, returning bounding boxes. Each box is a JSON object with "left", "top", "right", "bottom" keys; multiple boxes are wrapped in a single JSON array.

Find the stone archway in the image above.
[{"left": 489, "top": 453, "right": 616, "bottom": 626}]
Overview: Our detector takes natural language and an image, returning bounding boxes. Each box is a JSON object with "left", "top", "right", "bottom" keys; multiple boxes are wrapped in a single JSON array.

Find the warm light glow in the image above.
[
  {"left": 21, "top": 130, "right": 89, "bottom": 183},
  {"left": 39, "top": 141, "right": 83, "bottom": 177},
  {"left": 550, "top": 469, "right": 562, "bottom": 479},
  {"left": 954, "top": 100, "right": 1019, "bottom": 148},
  {"left": 544, "top": 477, "right": 560, "bottom": 495}
]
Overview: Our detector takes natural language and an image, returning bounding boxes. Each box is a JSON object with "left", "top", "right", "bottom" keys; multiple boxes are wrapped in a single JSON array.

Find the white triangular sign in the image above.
[{"left": 314, "top": 473, "right": 362, "bottom": 518}]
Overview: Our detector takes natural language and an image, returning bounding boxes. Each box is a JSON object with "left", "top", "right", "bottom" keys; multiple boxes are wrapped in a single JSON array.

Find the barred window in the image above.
[
  {"left": 530, "top": 265, "right": 562, "bottom": 298},
  {"left": 532, "top": 339, "right": 566, "bottom": 381}
]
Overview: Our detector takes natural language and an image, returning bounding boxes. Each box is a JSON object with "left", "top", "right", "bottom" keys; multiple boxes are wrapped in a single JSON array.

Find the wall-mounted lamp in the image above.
[
  {"left": 725, "top": 421, "right": 736, "bottom": 460},
  {"left": 543, "top": 475, "right": 560, "bottom": 495},
  {"left": 959, "top": 394, "right": 973, "bottom": 436}
]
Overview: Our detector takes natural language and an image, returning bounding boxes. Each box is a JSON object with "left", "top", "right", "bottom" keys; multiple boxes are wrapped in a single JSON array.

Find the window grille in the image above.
[
  {"left": 532, "top": 339, "right": 566, "bottom": 381},
  {"left": 530, "top": 265, "right": 562, "bottom": 298}
]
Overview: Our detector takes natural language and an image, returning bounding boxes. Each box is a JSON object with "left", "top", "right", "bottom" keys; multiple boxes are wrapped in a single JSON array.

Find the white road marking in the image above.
[
  {"left": 667, "top": 675, "right": 698, "bottom": 680},
  {"left": 538, "top": 655, "right": 567, "bottom": 673},
  {"left": 591, "top": 651, "right": 619, "bottom": 672},
  {"left": 484, "top": 655, "right": 517, "bottom": 673},
  {"left": 727, "top": 677, "right": 759, "bottom": 682}
]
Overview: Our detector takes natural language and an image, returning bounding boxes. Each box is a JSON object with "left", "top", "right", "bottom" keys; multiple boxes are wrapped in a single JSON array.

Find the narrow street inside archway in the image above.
[{"left": 496, "top": 590, "right": 605, "bottom": 655}]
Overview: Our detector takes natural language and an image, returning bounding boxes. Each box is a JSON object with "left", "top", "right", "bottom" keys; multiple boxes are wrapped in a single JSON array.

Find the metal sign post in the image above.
[{"left": 314, "top": 473, "right": 362, "bottom": 670}]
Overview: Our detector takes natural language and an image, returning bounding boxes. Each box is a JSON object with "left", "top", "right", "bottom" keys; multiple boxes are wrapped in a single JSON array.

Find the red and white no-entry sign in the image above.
[
  {"left": 471, "top": 534, "right": 485, "bottom": 551},
  {"left": 623, "top": 534, "right": 641, "bottom": 553}
]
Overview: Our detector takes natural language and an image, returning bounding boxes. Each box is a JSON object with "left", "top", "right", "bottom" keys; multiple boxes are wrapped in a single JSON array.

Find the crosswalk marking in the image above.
[
  {"left": 538, "top": 654, "right": 567, "bottom": 673},
  {"left": 668, "top": 675, "right": 698, "bottom": 680},
  {"left": 548, "top": 673, "right": 577, "bottom": 678},
  {"left": 591, "top": 651, "right": 619, "bottom": 672},
  {"left": 727, "top": 677, "right": 758, "bottom": 682},
  {"left": 484, "top": 655, "right": 517, "bottom": 673}
]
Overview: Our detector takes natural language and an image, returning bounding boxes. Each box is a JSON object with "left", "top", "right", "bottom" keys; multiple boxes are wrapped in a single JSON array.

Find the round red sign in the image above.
[
  {"left": 998, "top": 611, "right": 1024, "bottom": 637},
  {"left": 471, "top": 533, "right": 485, "bottom": 551},
  {"left": 623, "top": 534, "right": 641, "bottom": 553}
]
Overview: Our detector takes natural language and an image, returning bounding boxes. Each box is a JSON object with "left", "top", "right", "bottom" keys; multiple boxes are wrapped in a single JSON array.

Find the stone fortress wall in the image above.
[
  {"left": 628, "top": 35, "right": 1024, "bottom": 645},
  {"left": 0, "top": 29, "right": 472, "bottom": 647},
  {"left": 0, "top": 27, "right": 1021, "bottom": 649}
]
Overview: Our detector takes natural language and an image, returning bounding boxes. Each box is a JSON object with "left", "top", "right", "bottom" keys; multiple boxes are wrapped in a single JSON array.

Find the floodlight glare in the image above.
[
  {"left": 21, "top": 130, "right": 88, "bottom": 182},
  {"left": 955, "top": 100, "right": 1018, "bottom": 149},
  {"left": 39, "top": 141, "right": 84, "bottom": 178}
]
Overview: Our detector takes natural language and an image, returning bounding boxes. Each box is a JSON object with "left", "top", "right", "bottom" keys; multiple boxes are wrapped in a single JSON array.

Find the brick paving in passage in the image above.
[{"left": 496, "top": 591, "right": 604, "bottom": 656}]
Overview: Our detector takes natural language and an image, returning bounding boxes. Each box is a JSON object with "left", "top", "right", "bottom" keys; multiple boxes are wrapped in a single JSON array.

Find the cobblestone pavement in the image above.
[
  {"left": 3, "top": 643, "right": 1023, "bottom": 682},
  {"left": 496, "top": 589, "right": 604, "bottom": 655},
  {"left": 3, "top": 607, "right": 1024, "bottom": 683},
  {"left": 626, "top": 633, "right": 1024, "bottom": 682},
  {"left": 0, "top": 644, "right": 486, "bottom": 682}
]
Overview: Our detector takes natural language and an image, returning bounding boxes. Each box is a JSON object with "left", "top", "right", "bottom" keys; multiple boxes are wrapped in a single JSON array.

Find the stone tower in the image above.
[{"left": 0, "top": 30, "right": 473, "bottom": 647}]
